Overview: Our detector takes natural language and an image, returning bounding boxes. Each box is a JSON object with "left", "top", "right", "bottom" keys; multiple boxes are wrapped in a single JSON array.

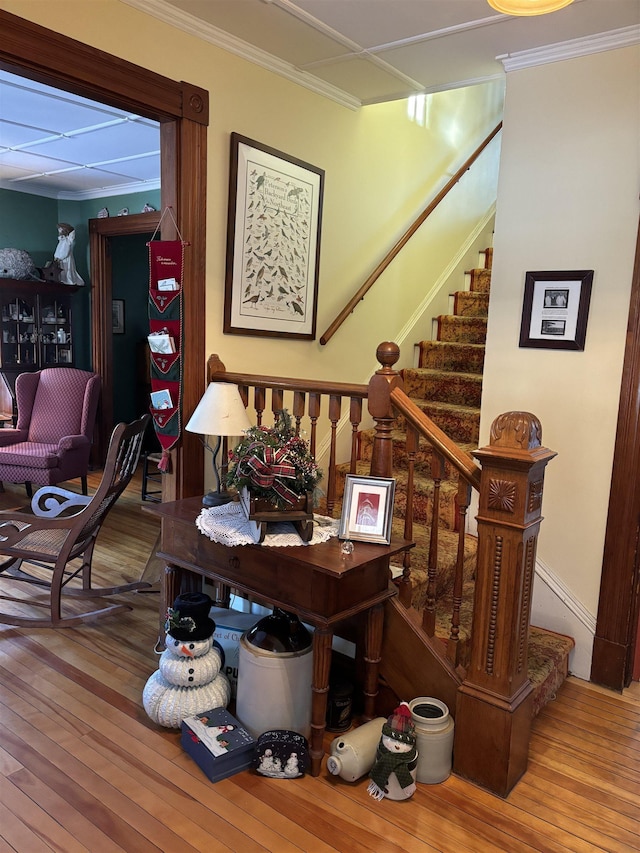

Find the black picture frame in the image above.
[
  {"left": 519, "top": 270, "right": 593, "bottom": 351},
  {"left": 112, "top": 299, "right": 125, "bottom": 334},
  {"left": 224, "top": 133, "right": 324, "bottom": 340}
]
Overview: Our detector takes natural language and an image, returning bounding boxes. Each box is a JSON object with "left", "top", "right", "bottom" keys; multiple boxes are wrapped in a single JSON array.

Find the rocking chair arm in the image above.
[{"left": 31, "top": 485, "right": 91, "bottom": 518}]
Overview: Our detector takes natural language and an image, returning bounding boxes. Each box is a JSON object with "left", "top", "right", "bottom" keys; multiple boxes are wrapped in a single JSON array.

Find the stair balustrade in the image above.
[{"left": 205, "top": 340, "right": 555, "bottom": 797}]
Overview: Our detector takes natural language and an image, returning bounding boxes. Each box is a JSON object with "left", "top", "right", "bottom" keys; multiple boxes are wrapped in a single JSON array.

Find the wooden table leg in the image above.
[
  {"left": 310, "top": 626, "right": 333, "bottom": 776},
  {"left": 158, "top": 563, "right": 181, "bottom": 649},
  {"left": 363, "top": 602, "right": 385, "bottom": 721}
]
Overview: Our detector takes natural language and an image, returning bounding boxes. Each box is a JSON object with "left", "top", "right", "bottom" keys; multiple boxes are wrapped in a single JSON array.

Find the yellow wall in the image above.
[
  {"left": 3, "top": 0, "right": 501, "bottom": 390},
  {"left": 482, "top": 45, "right": 640, "bottom": 677}
]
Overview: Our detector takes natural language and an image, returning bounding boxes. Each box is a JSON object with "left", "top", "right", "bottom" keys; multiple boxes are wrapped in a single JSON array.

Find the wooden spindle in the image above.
[
  {"left": 293, "top": 391, "right": 305, "bottom": 435},
  {"left": 254, "top": 387, "right": 265, "bottom": 426},
  {"left": 325, "top": 394, "right": 341, "bottom": 517},
  {"left": 349, "top": 397, "right": 363, "bottom": 474},
  {"left": 422, "top": 450, "right": 445, "bottom": 636},
  {"left": 447, "top": 477, "right": 472, "bottom": 665},
  {"left": 308, "top": 393, "right": 320, "bottom": 458}
]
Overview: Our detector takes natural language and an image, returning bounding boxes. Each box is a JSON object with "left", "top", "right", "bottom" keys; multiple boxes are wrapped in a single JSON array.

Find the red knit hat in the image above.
[{"left": 382, "top": 701, "right": 416, "bottom": 746}]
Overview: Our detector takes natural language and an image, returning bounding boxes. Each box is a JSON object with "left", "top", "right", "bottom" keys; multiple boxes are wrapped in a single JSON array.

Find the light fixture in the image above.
[
  {"left": 487, "top": 0, "right": 574, "bottom": 15},
  {"left": 185, "top": 382, "right": 252, "bottom": 507}
]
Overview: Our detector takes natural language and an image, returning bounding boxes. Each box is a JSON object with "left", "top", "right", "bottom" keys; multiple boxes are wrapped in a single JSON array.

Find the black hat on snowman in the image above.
[{"left": 165, "top": 592, "right": 215, "bottom": 641}]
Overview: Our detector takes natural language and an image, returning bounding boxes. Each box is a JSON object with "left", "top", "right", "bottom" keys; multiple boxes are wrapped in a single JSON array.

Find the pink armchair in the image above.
[{"left": 0, "top": 368, "right": 101, "bottom": 497}]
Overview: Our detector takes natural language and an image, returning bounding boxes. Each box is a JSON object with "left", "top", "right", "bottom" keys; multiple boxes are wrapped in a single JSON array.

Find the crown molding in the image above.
[
  {"left": 499, "top": 24, "right": 640, "bottom": 71},
  {"left": 120, "top": 0, "right": 362, "bottom": 110},
  {"left": 0, "top": 178, "right": 161, "bottom": 202}
]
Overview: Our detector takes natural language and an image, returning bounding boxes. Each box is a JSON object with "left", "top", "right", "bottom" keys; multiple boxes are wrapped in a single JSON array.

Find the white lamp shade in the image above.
[
  {"left": 487, "top": 0, "right": 573, "bottom": 14},
  {"left": 185, "top": 383, "right": 251, "bottom": 437}
]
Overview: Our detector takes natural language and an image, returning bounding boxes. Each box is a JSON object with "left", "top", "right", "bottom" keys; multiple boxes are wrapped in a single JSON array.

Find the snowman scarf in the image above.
[{"left": 368, "top": 740, "right": 418, "bottom": 797}]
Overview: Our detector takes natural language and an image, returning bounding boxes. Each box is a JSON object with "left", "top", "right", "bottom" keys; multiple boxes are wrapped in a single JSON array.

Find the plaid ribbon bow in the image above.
[{"left": 239, "top": 441, "right": 300, "bottom": 504}]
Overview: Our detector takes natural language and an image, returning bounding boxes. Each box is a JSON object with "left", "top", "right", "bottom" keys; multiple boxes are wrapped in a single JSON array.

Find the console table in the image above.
[{"left": 149, "top": 496, "right": 413, "bottom": 775}]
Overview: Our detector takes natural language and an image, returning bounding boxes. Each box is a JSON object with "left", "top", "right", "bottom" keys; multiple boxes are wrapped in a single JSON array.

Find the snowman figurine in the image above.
[
  {"left": 143, "top": 592, "right": 230, "bottom": 728},
  {"left": 367, "top": 702, "right": 418, "bottom": 801}
]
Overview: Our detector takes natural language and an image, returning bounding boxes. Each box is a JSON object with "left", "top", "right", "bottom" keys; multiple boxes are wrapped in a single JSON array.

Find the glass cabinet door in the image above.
[
  {"left": 1, "top": 296, "right": 37, "bottom": 367},
  {"left": 40, "top": 299, "right": 73, "bottom": 366}
]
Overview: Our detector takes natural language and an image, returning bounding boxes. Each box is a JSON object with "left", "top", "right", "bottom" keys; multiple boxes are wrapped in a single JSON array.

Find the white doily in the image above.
[{"left": 195, "top": 500, "right": 339, "bottom": 547}]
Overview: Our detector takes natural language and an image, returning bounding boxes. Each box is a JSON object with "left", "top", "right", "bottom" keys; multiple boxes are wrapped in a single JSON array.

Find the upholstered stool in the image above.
[{"left": 141, "top": 451, "right": 163, "bottom": 502}]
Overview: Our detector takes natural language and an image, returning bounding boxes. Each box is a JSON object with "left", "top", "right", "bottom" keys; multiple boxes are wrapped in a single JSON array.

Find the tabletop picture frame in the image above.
[
  {"left": 338, "top": 475, "right": 396, "bottom": 545},
  {"left": 519, "top": 269, "right": 593, "bottom": 351},
  {"left": 224, "top": 133, "right": 324, "bottom": 340}
]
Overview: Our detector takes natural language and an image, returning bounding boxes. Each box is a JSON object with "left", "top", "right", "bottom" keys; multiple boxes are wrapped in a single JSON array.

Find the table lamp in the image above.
[{"left": 185, "top": 382, "right": 252, "bottom": 507}]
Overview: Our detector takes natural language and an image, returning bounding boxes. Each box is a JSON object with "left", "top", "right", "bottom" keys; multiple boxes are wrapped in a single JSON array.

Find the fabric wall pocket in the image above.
[
  {"left": 150, "top": 405, "right": 179, "bottom": 433},
  {"left": 150, "top": 351, "right": 181, "bottom": 380},
  {"left": 149, "top": 288, "right": 181, "bottom": 316}
]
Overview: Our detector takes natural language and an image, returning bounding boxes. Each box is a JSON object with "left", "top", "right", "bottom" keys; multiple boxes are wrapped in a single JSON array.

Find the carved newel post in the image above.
[
  {"left": 367, "top": 342, "right": 403, "bottom": 479},
  {"left": 453, "top": 411, "right": 556, "bottom": 797}
]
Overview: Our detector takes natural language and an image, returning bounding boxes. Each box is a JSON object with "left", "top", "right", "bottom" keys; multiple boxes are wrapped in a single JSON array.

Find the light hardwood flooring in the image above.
[{"left": 0, "top": 471, "right": 639, "bottom": 852}]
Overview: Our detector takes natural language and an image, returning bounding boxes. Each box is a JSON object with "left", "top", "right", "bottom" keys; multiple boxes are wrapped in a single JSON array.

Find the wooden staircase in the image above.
[{"left": 340, "top": 248, "right": 573, "bottom": 719}]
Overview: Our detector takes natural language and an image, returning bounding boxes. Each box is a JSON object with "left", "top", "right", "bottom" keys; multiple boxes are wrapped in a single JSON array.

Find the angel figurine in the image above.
[{"left": 54, "top": 223, "right": 84, "bottom": 285}]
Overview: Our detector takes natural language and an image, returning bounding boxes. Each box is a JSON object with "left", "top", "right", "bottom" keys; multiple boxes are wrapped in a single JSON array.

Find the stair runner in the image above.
[{"left": 339, "top": 248, "right": 574, "bottom": 716}]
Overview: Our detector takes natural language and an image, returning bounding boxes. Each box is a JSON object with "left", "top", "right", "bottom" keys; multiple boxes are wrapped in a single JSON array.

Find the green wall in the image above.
[{"left": 0, "top": 187, "right": 160, "bottom": 374}]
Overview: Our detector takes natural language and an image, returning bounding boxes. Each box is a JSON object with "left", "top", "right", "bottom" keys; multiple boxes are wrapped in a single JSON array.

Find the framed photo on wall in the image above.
[
  {"left": 112, "top": 299, "right": 125, "bottom": 334},
  {"left": 519, "top": 270, "right": 593, "bottom": 351},
  {"left": 224, "top": 133, "right": 324, "bottom": 340},
  {"left": 338, "top": 475, "right": 396, "bottom": 545}
]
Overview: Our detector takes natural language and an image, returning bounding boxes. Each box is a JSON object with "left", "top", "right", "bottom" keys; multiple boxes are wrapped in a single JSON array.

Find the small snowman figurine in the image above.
[
  {"left": 143, "top": 592, "right": 230, "bottom": 728},
  {"left": 367, "top": 702, "right": 418, "bottom": 801}
]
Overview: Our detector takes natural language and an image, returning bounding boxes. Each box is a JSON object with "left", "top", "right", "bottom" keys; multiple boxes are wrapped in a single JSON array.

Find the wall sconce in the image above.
[
  {"left": 185, "top": 382, "right": 251, "bottom": 507},
  {"left": 487, "top": 0, "right": 573, "bottom": 14}
]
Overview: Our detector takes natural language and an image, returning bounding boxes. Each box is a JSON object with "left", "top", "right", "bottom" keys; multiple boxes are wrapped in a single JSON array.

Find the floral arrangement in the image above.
[{"left": 226, "top": 409, "right": 321, "bottom": 510}]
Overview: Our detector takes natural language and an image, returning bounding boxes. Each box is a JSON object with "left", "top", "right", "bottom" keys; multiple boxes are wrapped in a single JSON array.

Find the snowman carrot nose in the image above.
[{"left": 180, "top": 644, "right": 194, "bottom": 657}]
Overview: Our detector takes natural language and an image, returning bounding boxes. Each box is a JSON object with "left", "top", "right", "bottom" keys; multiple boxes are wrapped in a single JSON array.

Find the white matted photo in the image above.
[{"left": 339, "top": 475, "right": 396, "bottom": 545}]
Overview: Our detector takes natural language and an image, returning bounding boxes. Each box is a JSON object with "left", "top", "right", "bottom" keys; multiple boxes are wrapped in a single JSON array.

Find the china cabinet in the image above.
[{"left": 0, "top": 279, "right": 79, "bottom": 402}]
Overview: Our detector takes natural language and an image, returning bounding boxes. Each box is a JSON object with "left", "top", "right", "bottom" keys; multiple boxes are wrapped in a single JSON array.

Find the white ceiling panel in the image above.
[{"left": 2, "top": 0, "right": 638, "bottom": 197}]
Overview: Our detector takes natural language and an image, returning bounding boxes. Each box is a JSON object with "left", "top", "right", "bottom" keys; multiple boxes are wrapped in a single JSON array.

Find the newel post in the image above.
[
  {"left": 453, "top": 411, "right": 556, "bottom": 797},
  {"left": 367, "top": 342, "right": 404, "bottom": 478}
]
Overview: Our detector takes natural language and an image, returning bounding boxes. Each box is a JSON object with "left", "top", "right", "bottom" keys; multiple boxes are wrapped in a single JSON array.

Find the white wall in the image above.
[{"left": 481, "top": 45, "right": 640, "bottom": 679}]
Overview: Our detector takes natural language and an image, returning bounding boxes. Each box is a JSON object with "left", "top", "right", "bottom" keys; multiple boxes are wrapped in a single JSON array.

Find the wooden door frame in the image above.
[
  {"left": 591, "top": 217, "right": 640, "bottom": 690},
  {"left": 89, "top": 211, "right": 161, "bottom": 463},
  {"left": 1, "top": 8, "right": 206, "bottom": 500}
]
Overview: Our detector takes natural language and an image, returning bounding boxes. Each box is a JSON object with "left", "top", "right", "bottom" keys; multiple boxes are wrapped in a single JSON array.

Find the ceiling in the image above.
[{"left": 1, "top": 0, "right": 638, "bottom": 200}]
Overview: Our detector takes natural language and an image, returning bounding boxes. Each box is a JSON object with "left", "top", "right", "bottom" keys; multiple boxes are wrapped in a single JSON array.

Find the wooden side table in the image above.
[{"left": 148, "top": 497, "right": 413, "bottom": 775}]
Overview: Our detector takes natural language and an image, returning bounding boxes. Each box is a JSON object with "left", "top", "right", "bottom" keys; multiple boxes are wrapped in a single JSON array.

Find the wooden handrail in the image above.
[
  {"left": 319, "top": 122, "right": 503, "bottom": 346},
  {"left": 207, "top": 354, "right": 368, "bottom": 399},
  {"left": 390, "top": 386, "right": 482, "bottom": 491}
]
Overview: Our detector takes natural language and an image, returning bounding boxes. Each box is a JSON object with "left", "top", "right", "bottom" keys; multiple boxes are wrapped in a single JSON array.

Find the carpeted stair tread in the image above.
[
  {"left": 402, "top": 367, "right": 483, "bottom": 408},
  {"left": 453, "top": 291, "right": 489, "bottom": 317},
  {"left": 468, "top": 268, "right": 492, "bottom": 292},
  {"left": 437, "top": 315, "right": 487, "bottom": 344},
  {"left": 418, "top": 340, "right": 485, "bottom": 373},
  {"left": 407, "top": 398, "right": 480, "bottom": 444}
]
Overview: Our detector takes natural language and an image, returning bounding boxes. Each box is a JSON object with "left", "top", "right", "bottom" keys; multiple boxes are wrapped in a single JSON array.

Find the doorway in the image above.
[{"left": 1, "top": 8, "right": 207, "bottom": 501}]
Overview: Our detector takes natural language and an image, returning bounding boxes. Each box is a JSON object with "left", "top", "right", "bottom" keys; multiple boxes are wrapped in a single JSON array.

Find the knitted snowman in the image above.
[
  {"left": 367, "top": 702, "right": 418, "bottom": 801},
  {"left": 143, "top": 592, "right": 230, "bottom": 728}
]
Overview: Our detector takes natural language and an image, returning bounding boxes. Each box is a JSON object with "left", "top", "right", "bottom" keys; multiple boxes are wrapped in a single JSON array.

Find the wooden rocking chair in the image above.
[{"left": 0, "top": 414, "right": 152, "bottom": 627}]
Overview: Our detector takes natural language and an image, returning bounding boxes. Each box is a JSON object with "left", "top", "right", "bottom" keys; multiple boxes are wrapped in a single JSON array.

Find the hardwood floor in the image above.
[{"left": 0, "top": 472, "right": 639, "bottom": 852}]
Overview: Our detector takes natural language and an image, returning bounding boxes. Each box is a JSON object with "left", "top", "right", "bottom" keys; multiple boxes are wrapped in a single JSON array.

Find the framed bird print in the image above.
[{"left": 224, "top": 133, "right": 324, "bottom": 340}]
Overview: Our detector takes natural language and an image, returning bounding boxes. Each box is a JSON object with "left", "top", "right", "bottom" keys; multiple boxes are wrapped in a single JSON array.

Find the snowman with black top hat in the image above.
[{"left": 143, "top": 592, "right": 230, "bottom": 728}]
